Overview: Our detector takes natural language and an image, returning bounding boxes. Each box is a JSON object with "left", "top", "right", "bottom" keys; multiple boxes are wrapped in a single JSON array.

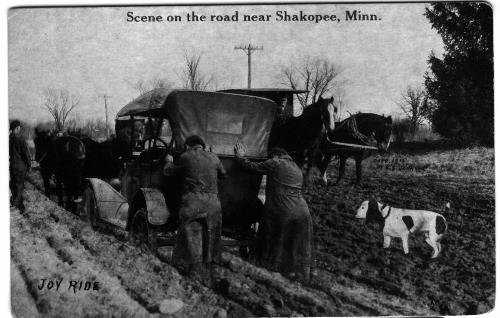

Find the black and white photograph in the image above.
[{"left": 7, "top": 1, "right": 494, "bottom": 317}]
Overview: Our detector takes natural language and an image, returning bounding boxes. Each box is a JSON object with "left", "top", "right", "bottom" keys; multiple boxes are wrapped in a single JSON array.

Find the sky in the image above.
[{"left": 8, "top": 3, "right": 444, "bottom": 124}]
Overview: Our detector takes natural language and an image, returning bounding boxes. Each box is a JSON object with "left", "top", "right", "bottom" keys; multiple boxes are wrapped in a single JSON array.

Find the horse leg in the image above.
[
  {"left": 56, "top": 177, "right": 64, "bottom": 206},
  {"left": 336, "top": 156, "right": 346, "bottom": 184},
  {"left": 355, "top": 153, "right": 363, "bottom": 184},
  {"left": 303, "top": 152, "right": 315, "bottom": 186},
  {"left": 41, "top": 169, "right": 51, "bottom": 197},
  {"left": 319, "top": 153, "right": 333, "bottom": 186}
]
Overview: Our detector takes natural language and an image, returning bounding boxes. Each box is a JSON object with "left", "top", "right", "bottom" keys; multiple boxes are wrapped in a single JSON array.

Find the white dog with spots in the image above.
[{"left": 355, "top": 200, "right": 448, "bottom": 258}]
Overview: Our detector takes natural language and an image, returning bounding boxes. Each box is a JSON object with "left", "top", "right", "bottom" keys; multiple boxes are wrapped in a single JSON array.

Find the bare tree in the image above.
[
  {"left": 211, "top": 74, "right": 236, "bottom": 91},
  {"left": 280, "top": 57, "right": 342, "bottom": 108},
  {"left": 180, "top": 51, "right": 213, "bottom": 91},
  {"left": 398, "top": 86, "right": 432, "bottom": 133},
  {"left": 42, "top": 88, "right": 80, "bottom": 131},
  {"left": 125, "top": 77, "right": 173, "bottom": 95}
]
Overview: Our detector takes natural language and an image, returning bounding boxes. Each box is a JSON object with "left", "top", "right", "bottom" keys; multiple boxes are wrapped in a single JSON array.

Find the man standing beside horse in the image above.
[{"left": 9, "top": 120, "right": 31, "bottom": 211}]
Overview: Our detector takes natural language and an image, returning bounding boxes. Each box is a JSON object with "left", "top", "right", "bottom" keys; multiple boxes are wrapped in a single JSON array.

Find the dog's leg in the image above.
[
  {"left": 436, "top": 232, "right": 444, "bottom": 252},
  {"left": 427, "top": 233, "right": 440, "bottom": 258},
  {"left": 425, "top": 238, "right": 439, "bottom": 258},
  {"left": 383, "top": 235, "right": 391, "bottom": 248},
  {"left": 401, "top": 233, "right": 410, "bottom": 254},
  {"left": 425, "top": 230, "right": 441, "bottom": 258}
]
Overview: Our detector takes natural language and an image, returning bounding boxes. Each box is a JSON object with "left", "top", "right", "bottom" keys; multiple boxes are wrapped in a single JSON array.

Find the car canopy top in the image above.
[{"left": 117, "top": 89, "right": 277, "bottom": 158}]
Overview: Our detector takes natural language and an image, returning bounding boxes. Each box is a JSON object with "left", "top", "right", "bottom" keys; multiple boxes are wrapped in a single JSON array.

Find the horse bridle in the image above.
[{"left": 320, "top": 101, "right": 335, "bottom": 135}]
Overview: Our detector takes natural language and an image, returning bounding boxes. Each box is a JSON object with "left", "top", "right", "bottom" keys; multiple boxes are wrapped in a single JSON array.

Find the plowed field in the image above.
[{"left": 11, "top": 148, "right": 495, "bottom": 317}]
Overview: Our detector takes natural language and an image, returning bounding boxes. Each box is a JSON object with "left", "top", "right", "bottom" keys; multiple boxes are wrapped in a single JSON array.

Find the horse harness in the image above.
[
  {"left": 37, "top": 135, "right": 87, "bottom": 164},
  {"left": 324, "top": 116, "right": 375, "bottom": 147}
]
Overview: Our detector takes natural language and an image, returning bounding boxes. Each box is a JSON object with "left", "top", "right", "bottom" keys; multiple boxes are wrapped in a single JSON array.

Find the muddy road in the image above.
[
  {"left": 305, "top": 172, "right": 495, "bottom": 315},
  {"left": 11, "top": 150, "right": 495, "bottom": 316}
]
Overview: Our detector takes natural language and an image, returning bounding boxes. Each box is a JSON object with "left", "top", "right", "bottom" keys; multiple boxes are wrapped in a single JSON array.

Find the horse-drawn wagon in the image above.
[{"left": 82, "top": 89, "right": 277, "bottom": 252}]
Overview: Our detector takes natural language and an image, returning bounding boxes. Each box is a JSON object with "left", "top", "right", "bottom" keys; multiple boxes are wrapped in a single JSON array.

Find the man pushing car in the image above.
[{"left": 163, "top": 135, "right": 226, "bottom": 284}]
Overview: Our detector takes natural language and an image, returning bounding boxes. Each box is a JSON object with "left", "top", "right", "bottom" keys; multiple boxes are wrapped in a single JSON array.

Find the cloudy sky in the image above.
[{"left": 8, "top": 3, "right": 444, "bottom": 123}]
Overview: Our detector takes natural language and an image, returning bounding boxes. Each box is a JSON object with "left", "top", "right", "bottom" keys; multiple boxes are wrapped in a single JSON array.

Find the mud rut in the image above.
[{"left": 11, "top": 168, "right": 494, "bottom": 317}]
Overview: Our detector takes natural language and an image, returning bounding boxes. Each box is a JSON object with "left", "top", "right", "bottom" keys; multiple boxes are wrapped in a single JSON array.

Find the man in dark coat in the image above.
[
  {"left": 234, "top": 143, "right": 312, "bottom": 282},
  {"left": 164, "top": 135, "right": 226, "bottom": 280},
  {"left": 9, "top": 120, "right": 31, "bottom": 210}
]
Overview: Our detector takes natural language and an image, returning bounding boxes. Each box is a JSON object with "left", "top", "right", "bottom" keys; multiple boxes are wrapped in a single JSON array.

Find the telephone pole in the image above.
[
  {"left": 234, "top": 44, "right": 263, "bottom": 88},
  {"left": 98, "top": 94, "right": 112, "bottom": 138}
]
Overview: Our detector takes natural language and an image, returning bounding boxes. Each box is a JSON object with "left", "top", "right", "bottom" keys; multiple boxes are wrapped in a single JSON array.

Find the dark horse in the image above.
[
  {"left": 268, "top": 96, "right": 336, "bottom": 180},
  {"left": 79, "top": 135, "right": 126, "bottom": 180},
  {"left": 34, "top": 127, "right": 86, "bottom": 211},
  {"left": 315, "top": 113, "right": 392, "bottom": 185}
]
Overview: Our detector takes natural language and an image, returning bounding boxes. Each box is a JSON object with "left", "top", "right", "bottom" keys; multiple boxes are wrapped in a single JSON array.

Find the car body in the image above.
[{"left": 82, "top": 89, "right": 277, "bottom": 250}]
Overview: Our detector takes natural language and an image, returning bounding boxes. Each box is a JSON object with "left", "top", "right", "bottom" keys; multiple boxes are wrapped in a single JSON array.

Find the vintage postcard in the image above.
[{"left": 8, "top": 2, "right": 494, "bottom": 317}]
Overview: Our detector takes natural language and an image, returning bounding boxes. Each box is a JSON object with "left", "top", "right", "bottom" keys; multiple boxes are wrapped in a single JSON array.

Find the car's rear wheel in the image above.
[
  {"left": 129, "top": 208, "right": 158, "bottom": 254},
  {"left": 82, "top": 185, "right": 98, "bottom": 229}
]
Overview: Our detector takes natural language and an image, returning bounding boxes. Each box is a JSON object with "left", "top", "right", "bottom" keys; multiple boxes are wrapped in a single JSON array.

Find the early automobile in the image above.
[{"left": 82, "top": 89, "right": 277, "bottom": 252}]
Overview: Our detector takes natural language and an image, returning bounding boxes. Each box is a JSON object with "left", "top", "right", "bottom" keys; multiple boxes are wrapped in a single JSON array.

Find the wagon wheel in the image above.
[
  {"left": 82, "top": 185, "right": 98, "bottom": 229},
  {"left": 129, "top": 208, "right": 158, "bottom": 254}
]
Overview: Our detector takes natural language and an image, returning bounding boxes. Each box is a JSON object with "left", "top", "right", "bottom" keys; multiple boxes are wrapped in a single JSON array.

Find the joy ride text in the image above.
[{"left": 37, "top": 278, "right": 100, "bottom": 294}]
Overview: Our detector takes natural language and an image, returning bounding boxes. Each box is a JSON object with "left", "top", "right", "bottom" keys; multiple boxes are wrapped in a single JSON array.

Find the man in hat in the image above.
[
  {"left": 9, "top": 120, "right": 31, "bottom": 211},
  {"left": 163, "top": 135, "right": 226, "bottom": 281},
  {"left": 234, "top": 143, "right": 312, "bottom": 283}
]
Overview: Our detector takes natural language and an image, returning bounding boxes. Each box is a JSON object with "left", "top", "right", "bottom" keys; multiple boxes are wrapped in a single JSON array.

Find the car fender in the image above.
[{"left": 129, "top": 188, "right": 169, "bottom": 227}]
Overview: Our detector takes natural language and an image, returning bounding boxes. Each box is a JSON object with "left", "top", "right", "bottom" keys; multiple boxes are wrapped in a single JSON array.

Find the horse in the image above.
[
  {"left": 79, "top": 135, "right": 125, "bottom": 180},
  {"left": 315, "top": 113, "right": 393, "bottom": 185},
  {"left": 268, "top": 96, "right": 337, "bottom": 180},
  {"left": 34, "top": 127, "right": 87, "bottom": 211}
]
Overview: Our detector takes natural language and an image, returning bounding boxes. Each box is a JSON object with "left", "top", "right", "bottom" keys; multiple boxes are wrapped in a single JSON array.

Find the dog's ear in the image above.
[{"left": 366, "top": 199, "right": 381, "bottom": 223}]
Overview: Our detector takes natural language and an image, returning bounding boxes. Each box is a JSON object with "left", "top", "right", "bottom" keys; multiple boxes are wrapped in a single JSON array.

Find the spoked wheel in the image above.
[
  {"left": 82, "top": 185, "right": 98, "bottom": 229},
  {"left": 129, "top": 208, "right": 158, "bottom": 254}
]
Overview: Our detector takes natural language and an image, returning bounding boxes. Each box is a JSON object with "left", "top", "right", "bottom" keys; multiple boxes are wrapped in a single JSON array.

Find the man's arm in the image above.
[
  {"left": 163, "top": 154, "right": 183, "bottom": 176},
  {"left": 235, "top": 157, "right": 277, "bottom": 174},
  {"left": 233, "top": 142, "right": 277, "bottom": 173}
]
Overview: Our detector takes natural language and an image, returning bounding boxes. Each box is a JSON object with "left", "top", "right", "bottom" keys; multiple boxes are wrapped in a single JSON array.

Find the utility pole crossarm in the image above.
[{"left": 234, "top": 44, "right": 263, "bottom": 89}]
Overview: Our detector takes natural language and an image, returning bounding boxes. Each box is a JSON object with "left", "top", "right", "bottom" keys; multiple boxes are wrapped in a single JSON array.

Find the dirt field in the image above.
[{"left": 11, "top": 147, "right": 495, "bottom": 317}]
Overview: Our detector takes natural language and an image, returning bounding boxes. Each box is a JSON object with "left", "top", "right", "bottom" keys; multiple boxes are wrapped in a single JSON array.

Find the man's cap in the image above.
[
  {"left": 185, "top": 135, "right": 206, "bottom": 149},
  {"left": 268, "top": 147, "right": 289, "bottom": 158},
  {"left": 10, "top": 120, "right": 21, "bottom": 131}
]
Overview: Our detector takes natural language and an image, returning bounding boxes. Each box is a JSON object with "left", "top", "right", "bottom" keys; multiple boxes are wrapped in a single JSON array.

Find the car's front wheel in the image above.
[
  {"left": 129, "top": 208, "right": 158, "bottom": 254},
  {"left": 82, "top": 185, "right": 98, "bottom": 229}
]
